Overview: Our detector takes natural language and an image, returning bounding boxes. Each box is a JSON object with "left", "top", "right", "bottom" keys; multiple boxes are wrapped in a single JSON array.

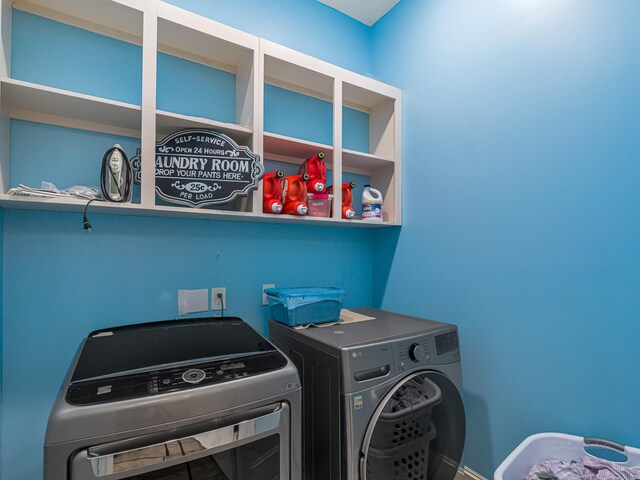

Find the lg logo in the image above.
[{"left": 352, "top": 351, "right": 363, "bottom": 358}]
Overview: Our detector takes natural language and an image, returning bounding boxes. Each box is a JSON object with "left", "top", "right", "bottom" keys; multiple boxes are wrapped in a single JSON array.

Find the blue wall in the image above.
[
  {"left": 371, "top": 0, "right": 640, "bottom": 475},
  {"left": 265, "top": 84, "right": 334, "bottom": 145},
  {"left": 343, "top": 106, "right": 370, "bottom": 153},
  {"left": 1, "top": 2, "right": 375, "bottom": 478},
  {"left": 157, "top": 52, "right": 236, "bottom": 123},
  {"left": 2, "top": 211, "right": 372, "bottom": 479}
]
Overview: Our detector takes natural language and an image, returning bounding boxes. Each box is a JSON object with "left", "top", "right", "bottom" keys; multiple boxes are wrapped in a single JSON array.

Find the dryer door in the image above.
[{"left": 360, "top": 370, "right": 465, "bottom": 480}]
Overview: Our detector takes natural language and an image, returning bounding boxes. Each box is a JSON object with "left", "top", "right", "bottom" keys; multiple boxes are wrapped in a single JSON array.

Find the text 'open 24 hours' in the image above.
[{"left": 131, "top": 129, "right": 264, "bottom": 207}]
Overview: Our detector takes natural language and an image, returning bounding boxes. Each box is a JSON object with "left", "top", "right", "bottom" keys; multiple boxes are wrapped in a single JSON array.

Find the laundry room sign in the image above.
[{"left": 131, "top": 129, "right": 264, "bottom": 207}]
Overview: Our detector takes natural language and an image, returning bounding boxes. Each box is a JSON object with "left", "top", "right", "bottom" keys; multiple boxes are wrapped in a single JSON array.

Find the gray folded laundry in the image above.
[{"left": 527, "top": 456, "right": 640, "bottom": 480}]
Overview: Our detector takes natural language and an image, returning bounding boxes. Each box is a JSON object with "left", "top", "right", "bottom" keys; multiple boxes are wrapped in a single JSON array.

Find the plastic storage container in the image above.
[
  {"left": 265, "top": 287, "right": 347, "bottom": 327},
  {"left": 307, "top": 193, "right": 333, "bottom": 218},
  {"left": 370, "top": 378, "right": 442, "bottom": 449},
  {"left": 366, "top": 425, "right": 437, "bottom": 480},
  {"left": 495, "top": 433, "right": 640, "bottom": 480}
]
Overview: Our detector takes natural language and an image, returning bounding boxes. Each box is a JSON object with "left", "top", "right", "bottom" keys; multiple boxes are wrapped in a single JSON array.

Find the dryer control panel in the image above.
[
  {"left": 340, "top": 327, "right": 460, "bottom": 392},
  {"left": 395, "top": 328, "right": 460, "bottom": 371}
]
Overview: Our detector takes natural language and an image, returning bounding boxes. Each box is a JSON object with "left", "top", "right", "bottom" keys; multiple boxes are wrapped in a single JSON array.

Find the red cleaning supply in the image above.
[
  {"left": 299, "top": 152, "right": 327, "bottom": 194},
  {"left": 327, "top": 181, "right": 357, "bottom": 219},
  {"left": 263, "top": 170, "right": 285, "bottom": 214},
  {"left": 282, "top": 173, "right": 310, "bottom": 216}
]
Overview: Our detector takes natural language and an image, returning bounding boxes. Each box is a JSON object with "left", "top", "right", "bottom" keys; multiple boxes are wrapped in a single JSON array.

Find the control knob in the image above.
[
  {"left": 409, "top": 343, "right": 425, "bottom": 362},
  {"left": 182, "top": 369, "right": 206, "bottom": 384}
]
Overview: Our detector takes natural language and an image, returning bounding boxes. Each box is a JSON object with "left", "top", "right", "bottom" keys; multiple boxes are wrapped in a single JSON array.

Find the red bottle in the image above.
[
  {"left": 299, "top": 152, "right": 326, "bottom": 194},
  {"left": 282, "top": 173, "right": 310, "bottom": 216},
  {"left": 327, "top": 181, "right": 357, "bottom": 219},
  {"left": 263, "top": 170, "right": 285, "bottom": 214}
]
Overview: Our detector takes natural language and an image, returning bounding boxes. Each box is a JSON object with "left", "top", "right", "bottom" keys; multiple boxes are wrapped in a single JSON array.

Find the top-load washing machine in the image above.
[
  {"left": 45, "top": 317, "right": 301, "bottom": 480},
  {"left": 269, "top": 308, "right": 465, "bottom": 480}
]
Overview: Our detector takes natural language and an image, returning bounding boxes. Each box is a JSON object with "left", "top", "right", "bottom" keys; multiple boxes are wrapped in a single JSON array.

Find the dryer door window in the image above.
[{"left": 361, "top": 371, "right": 465, "bottom": 480}]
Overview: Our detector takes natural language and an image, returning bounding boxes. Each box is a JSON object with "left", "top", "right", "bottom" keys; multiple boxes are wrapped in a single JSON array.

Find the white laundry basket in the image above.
[{"left": 495, "top": 433, "right": 640, "bottom": 480}]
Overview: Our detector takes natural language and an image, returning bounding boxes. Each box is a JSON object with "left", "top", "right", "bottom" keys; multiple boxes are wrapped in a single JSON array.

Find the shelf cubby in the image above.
[
  {"left": 156, "top": 2, "right": 257, "bottom": 132},
  {"left": 0, "top": 0, "right": 144, "bottom": 199},
  {"left": 341, "top": 79, "right": 400, "bottom": 224},
  {"left": 153, "top": 2, "right": 259, "bottom": 214}
]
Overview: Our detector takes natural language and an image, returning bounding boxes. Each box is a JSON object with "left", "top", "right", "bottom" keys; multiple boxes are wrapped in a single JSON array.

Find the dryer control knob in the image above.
[{"left": 409, "top": 344, "right": 425, "bottom": 362}]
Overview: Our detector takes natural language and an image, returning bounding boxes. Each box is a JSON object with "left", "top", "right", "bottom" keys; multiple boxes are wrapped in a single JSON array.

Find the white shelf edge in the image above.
[
  {"left": 157, "top": 43, "right": 238, "bottom": 76},
  {"left": 1, "top": 77, "right": 142, "bottom": 138},
  {"left": 156, "top": 110, "right": 253, "bottom": 138},
  {"left": 13, "top": 0, "right": 145, "bottom": 46},
  {"left": 2, "top": 77, "right": 141, "bottom": 111},
  {"left": 263, "top": 132, "right": 335, "bottom": 170},
  {"left": 263, "top": 152, "right": 379, "bottom": 177},
  {"left": 157, "top": 1, "right": 257, "bottom": 52},
  {"left": 264, "top": 131, "right": 333, "bottom": 151},
  {"left": 343, "top": 148, "right": 394, "bottom": 164},
  {"left": 265, "top": 76, "right": 333, "bottom": 104},
  {"left": 0, "top": 195, "right": 400, "bottom": 228}
]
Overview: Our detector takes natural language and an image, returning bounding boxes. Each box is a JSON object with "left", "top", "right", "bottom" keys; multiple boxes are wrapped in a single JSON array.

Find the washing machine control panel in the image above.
[{"left": 66, "top": 351, "right": 288, "bottom": 406}]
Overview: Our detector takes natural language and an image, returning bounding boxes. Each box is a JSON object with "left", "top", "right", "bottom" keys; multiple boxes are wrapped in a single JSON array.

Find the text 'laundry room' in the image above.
[{"left": 0, "top": 0, "right": 638, "bottom": 479}]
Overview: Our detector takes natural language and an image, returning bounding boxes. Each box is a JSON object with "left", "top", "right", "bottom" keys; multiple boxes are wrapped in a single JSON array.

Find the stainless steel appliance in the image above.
[
  {"left": 45, "top": 317, "right": 301, "bottom": 479},
  {"left": 269, "top": 308, "right": 465, "bottom": 480}
]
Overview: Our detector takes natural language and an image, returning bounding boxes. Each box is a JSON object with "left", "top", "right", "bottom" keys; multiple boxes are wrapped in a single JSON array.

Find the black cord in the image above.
[
  {"left": 101, "top": 145, "right": 132, "bottom": 203},
  {"left": 218, "top": 293, "right": 225, "bottom": 318},
  {"left": 83, "top": 198, "right": 97, "bottom": 233}
]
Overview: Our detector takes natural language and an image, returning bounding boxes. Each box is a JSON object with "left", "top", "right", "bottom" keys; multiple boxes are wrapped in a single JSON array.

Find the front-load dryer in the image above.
[{"left": 269, "top": 308, "right": 465, "bottom": 480}]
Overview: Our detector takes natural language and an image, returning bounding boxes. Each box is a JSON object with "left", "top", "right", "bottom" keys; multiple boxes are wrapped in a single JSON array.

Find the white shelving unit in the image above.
[{"left": 0, "top": 0, "right": 402, "bottom": 227}]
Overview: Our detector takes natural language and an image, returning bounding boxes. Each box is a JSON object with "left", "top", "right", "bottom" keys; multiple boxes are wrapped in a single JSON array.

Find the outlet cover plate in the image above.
[
  {"left": 262, "top": 284, "right": 275, "bottom": 306},
  {"left": 178, "top": 289, "right": 209, "bottom": 315}
]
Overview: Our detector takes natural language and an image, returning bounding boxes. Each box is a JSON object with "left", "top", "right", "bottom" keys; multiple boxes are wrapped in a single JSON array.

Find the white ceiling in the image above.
[{"left": 316, "top": 0, "right": 401, "bottom": 26}]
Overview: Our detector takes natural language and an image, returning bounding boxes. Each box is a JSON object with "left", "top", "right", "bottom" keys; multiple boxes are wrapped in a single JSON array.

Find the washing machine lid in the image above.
[{"left": 72, "top": 317, "right": 275, "bottom": 382}]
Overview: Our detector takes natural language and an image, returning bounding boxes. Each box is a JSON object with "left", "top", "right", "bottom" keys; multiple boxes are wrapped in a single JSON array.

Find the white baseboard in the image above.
[{"left": 458, "top": 466, "right": 488, "bottom": 480}]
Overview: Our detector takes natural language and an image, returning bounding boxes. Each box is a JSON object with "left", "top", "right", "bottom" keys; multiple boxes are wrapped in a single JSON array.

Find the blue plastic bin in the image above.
[{"left": 265, "top": 287, "right": 347, "bottom": 327}]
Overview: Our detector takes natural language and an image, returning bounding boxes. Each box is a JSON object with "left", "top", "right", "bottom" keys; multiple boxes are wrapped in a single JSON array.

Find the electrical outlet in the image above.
[
  {"left": 262, "top": 284, "right": 275, "bottom": 306},
  {"left": 211, "top": 288, "right": 227, "bottom": 311}
]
